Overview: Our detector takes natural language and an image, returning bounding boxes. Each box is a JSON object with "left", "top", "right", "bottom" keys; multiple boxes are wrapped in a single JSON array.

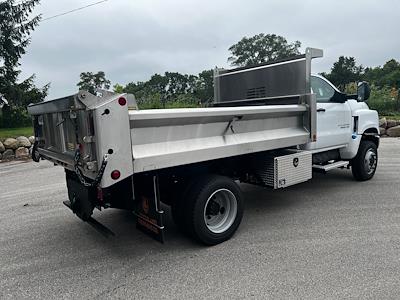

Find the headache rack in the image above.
[{"left": 213, "top": 47, "right": 322, "bottom": 107}]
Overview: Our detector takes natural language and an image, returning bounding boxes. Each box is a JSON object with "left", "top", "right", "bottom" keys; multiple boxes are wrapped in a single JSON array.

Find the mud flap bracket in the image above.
[{"left": 133, "top": 175, "right": 165, "bottom": 243}]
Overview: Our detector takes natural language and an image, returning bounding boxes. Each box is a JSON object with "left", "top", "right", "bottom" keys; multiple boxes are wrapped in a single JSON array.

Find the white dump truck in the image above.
[{"left": 27, "top": 48, "right": 379, "bottom": 245}]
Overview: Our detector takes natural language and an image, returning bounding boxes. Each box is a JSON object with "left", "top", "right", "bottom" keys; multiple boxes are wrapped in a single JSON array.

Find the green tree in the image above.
[
  {"left": 6, "top": 74, "right": 48, "bottom": 107},
  {"left": 0, "top": 0, "right": 48, "bottom": 128},
  {"left": 0, "top": 0, "right": 41, "bottom": 86},
  {"left": 163, "top": 72, "right": 196, "bottom": 98},
  {"left": 322, "top": 56, "right": 363, "bottom": 91},
  {"left": 123, "top": 81, "right": 146, "bottom": 98},
  {"left": 0, "top": 74, "right": 49, "bottom": 127},
  {"left": 147, "top": 73, "right": 169, "bottom": 96},
  {"left": 113, "top": 83, "right": 124, "bottom": 93},
  {"left": 77, "top": 71, "right": 111, "bottom": 94},
  {"left": 364, "top": 59, "right": 400, "bottom": 113},
  {"left": 123, "top": 72, "right": 200, "bottom": 106},
  {"left": 123, "top": 75, "right": 165, "bottom": 106},
  {"left": 194, "top": 69, "right": 214, "bottom": 103},
  {"left": 364, "top": 59, "right": 400, "bottom": 88},
  {"left": 367, "top": 85, "right": 399, "bottom": 115},
  {"left": 228, "top": 33, "right": 301, "bottom": 67},
  {"left": 120, "top": 69, "right": 215, "bottom": 108}
]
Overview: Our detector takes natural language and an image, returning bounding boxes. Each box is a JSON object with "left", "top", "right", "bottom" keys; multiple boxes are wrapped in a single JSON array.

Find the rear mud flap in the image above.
[
  {"left": 65, "top": 174, "right": 115, "bottom": 237},
  {"left": 66, "top": 177, "right": 96, "bottom": 221},
  {"left": 63, "top": 200, "right": 115, "bottom": 237},
  {"left": 133, "top": 175, "right": 165, "bottom": 243}
]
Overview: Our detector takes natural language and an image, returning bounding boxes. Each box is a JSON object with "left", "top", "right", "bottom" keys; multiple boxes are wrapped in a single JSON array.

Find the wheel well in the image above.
[
  {"left": 362, "top": 128, "right": 379, "bottom": 148},
  {"left": 157, "top": 154, "right": 249, "bottom": 206}
]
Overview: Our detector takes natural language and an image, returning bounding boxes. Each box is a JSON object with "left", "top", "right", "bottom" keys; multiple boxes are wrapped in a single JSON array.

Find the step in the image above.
[{"left": 312, "top": 161, "right": 349, "bottom": 172}]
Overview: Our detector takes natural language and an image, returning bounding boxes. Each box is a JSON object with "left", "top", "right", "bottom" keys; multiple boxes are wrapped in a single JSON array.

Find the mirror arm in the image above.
[{"left": 346, "top": 94, "right": 357, "bottom": 100}]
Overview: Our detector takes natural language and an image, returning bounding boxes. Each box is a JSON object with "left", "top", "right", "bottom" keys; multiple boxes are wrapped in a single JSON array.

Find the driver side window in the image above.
[{"left": 311, "top": 76, "right": 335, "bottom": 103}]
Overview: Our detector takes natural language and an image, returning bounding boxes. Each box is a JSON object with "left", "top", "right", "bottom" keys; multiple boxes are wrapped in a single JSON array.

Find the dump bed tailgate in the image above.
[{"left": 28, "top": 91, "right": 135, "bottom": 188}]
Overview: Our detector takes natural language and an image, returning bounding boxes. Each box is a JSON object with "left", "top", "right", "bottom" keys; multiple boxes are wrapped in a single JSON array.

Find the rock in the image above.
[
  {"left": 3, "top": 138, "right": 18, "bottom": 150},
  {"left": 387, "top": 125, "right": 400, "bottom": 137},
  {"left": 379, "top": 117, "right": 387, "bottom": 128},
  {"left": 386, "top": 119, "right": 399, "bottom": 128},
  {"left": 16, "top": 136, "right": 31, "bottom": 148},
  {"left": 28, "top": 136, "right": 35, "bottom": 144},
  {"left": 2, "top": 149, "right": 15, "bottom": 159},
  {"left": 0, "top": 153, "right": 2, "bottom": 160},
  {"left": 0, "top": 141, "right": 4, "bottom": 153},
  {"left": 379, "top": 127, "right": 386, "bottom": 135},
  {"left": 15, "top": 147, "right": 29, "bottom": 158}
]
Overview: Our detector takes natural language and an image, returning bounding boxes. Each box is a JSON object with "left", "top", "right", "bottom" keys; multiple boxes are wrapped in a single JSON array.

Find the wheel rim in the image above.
[
  {"left": 364, "top": 148, "right": 377, "bottom": 175},
  {"left": 203, "top": 188, "right": 238, "bottom": 234}
]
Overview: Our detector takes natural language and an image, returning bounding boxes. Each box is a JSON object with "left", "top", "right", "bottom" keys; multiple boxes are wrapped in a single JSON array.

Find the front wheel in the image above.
[
  {"left": 182, "top": 175, "right": 244, "bottom": 245},
  {"left": 351, "top": 140, "right": 378, "bottom": 181}
]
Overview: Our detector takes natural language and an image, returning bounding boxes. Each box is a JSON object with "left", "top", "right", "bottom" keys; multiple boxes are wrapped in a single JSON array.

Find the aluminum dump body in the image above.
[{"left": 28, "top": 48, "right": 322, "bottom": 188}]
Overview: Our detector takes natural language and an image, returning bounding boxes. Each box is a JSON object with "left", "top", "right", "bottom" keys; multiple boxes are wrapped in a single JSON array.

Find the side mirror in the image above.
[{"left": 357, "top": 81, "right": 371, "bottom": 102}]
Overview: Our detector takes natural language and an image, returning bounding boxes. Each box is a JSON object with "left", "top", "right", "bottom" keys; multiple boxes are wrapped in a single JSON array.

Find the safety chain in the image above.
[{"left": 74, "top": 148, "right": 109, "bottom": 187}]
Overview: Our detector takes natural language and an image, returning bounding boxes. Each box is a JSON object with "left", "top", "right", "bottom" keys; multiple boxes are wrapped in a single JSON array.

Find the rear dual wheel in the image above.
[{"left": 172, "top": 175, "right": 243, "bottom": 245}]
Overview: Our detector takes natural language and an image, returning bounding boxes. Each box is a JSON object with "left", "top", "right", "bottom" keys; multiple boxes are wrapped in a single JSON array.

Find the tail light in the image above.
[
  {"left": 111, "top": 170, "right": 121, "bottom": 180},
  {"left": 118, "top": 97, "right": 127, "bottom": 106}
]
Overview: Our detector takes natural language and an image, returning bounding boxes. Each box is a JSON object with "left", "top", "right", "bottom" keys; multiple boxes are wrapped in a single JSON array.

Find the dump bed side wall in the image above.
[{"left": 129, "top": 99, "right": 315, "bottom": 173}]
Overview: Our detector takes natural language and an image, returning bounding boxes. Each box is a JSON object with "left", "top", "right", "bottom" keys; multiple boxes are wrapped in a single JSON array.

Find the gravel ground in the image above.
[{"left": 1, "top": 138, "right": 400, "bottom": 299}]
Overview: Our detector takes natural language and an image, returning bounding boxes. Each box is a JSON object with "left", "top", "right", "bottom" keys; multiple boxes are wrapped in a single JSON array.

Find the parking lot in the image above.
[{"left": 1, "top": 138, "right": 399, "bottom": 299}]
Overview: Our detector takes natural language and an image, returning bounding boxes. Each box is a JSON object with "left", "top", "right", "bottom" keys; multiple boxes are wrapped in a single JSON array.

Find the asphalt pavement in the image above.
[{"left": 1, "top": 138, "right": 400, "bottom": 299}]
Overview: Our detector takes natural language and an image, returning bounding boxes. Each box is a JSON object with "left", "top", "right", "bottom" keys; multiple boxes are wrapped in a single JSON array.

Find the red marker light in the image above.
[
  {"left": 111, "top": 170, "right": 121, "bottom": 180},
  {"left": 118, "top": 97, "right": 127, "bottom": 106}
]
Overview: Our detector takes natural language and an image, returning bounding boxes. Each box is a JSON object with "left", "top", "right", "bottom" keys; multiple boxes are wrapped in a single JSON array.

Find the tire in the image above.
[
  {"left": 351, "top": 140, "right": 378, "bottom": 181},
  {"left": 182, "top": 175, "right": 244, "bottom": 245}
]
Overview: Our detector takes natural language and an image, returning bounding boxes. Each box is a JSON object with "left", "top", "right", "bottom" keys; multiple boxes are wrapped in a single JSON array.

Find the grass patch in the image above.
[
  {"left": 382, "top": 114, "right": 400, "bottom": 120},
  {"left": 0, "top": 127, "right": 33, "bottom": 140}
]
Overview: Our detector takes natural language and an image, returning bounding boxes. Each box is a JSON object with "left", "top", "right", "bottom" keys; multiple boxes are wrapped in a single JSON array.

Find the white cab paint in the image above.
[{"left": 304, "top": 75, "right": 379, "bottom": 160}]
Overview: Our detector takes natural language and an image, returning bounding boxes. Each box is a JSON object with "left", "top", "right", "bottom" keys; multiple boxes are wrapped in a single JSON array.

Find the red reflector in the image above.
[
  {"left": 111, "top": 170, "right": 121, "bottom": 180},
  {"left": 118, "top": 97, "right": 127, "bottom": 106}
]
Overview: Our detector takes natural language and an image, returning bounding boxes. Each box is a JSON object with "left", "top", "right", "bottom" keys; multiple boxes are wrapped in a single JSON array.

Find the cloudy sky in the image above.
[{"left": 19, "top": 0, "right": 400, "bottom": 99}]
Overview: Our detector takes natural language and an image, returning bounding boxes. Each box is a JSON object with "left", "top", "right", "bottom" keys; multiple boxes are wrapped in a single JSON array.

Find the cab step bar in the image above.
[{"left": 312, "top": 161, "right": 349, "bottom": 173}]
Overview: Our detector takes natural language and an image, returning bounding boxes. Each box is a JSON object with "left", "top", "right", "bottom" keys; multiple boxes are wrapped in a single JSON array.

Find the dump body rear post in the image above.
[{"left": 27, "top": 48, "right": 379, "bottom": 245}]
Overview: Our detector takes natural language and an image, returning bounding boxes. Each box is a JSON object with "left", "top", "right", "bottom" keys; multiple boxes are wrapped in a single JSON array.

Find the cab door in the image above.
[{"left": 306, "top": 75, "right": 352, "bottom": 150}]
